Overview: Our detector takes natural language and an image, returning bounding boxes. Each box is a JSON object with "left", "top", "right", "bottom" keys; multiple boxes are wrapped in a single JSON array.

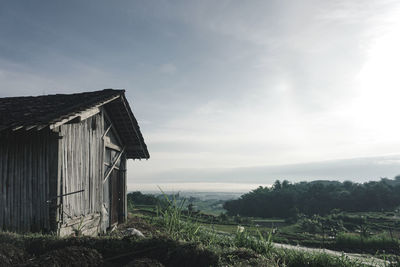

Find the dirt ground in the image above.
[
  {"left": 124, "top": 258, "right": 164, "bottom": 267},
  {"left": 0, "top": 244, "right": 26, "bottom": 266},
  {"left": 111, "top": 215, "right": 166, "bottom": 238},
  {"left": 0, "top": 216, "right": 219, "bottom": 267},
  {"left": 26, "top": 246, "right": 103, "bottom": 267}
]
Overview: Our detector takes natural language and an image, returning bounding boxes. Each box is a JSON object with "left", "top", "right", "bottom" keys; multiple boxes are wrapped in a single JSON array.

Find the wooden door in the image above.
[
  {"left": 110, "top": 170, "right": 119, "bottom": 225},
  {"left": 110, "top": 169, "right": 124, "bottom": 225}
]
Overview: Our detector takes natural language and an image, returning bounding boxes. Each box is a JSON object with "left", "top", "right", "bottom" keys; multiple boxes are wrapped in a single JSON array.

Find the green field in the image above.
[
  {"left": 127, "top": 190, "right": 400, "bottom": 265},
  {"left": 2, "top": 194, "right": 396, "bottom": 266},
  {"left": 129, "top": 201, "right": 399, "bottom": 266},
  {"left": 132, "top": 194, "right": 400, "bottom": 256}
]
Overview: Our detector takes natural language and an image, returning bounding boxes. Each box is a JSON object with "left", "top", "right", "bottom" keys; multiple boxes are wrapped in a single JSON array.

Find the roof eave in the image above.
[{"left": 120, "top": 94, "right": 150, "bottom": 159}]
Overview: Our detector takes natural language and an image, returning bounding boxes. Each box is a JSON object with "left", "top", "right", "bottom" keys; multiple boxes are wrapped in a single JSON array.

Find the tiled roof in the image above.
[{"left": 0, "top": 89, "right": 149, "bottom": 159}]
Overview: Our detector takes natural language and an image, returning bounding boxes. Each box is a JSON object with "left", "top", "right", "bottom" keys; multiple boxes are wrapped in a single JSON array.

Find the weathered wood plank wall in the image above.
[
  {"left": 0, "top": 130, "right": 58, "bottom": 232},
  {"left": 59, "top": 113, "right": 104, "bottom": 233},
  {"left": 0, "top": 109, "right": 129, "bottom": 235}
]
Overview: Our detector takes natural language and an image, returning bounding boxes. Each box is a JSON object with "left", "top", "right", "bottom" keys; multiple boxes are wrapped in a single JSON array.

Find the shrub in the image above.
[{"left": 336, "top": 232, "right": 399, "bottom": 252}]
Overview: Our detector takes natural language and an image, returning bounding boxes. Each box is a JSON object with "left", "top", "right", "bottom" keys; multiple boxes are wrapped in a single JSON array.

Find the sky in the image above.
[{"left": 1, "top": 0, "right": 400, "bottom": 192}]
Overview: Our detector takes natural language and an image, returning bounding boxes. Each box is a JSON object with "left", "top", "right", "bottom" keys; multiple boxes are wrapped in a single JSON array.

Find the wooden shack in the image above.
[{"left": 0, "top": 89, "right": 149, "bottom": 236}]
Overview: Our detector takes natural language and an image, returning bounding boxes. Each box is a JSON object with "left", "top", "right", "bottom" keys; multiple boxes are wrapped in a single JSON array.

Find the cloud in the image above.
[
  {"left": 129, "top": 155, "right": 400, "bottom": 189},
  {"left": 2, "top": 1, "right": 400, "bottom": 191},
  {"left": 159, "top": 63, "right": 177, "bottom": 74},
  {"left": 127, "top": 182, "right": 270, "bottom": 193}
]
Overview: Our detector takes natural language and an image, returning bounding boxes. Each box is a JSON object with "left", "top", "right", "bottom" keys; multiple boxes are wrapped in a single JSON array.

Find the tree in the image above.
[
  {"left": 127, "top": 191, "right": 159, "bottom": 207},
  {"left": 187, "top": 203, "right": 194, "bottom": 213},
  {"left": 223, "top": 178, "right": 400, "bottom": 218},
  {"left": 273, "top": 180, "right": 282, "bottom": 191},
  {"left": 218, "top": 212, "right": 228, "bottom": 222}
]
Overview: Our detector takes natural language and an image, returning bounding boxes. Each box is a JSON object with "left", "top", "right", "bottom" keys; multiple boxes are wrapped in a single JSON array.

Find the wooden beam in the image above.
[
  {"left": 78, "top": 107, "right": 100, "bottom": 121},
  {"left": 49, "top": 95, "right": 120, "bottom": 129},
  {"left": 102, "top": 124, "right": 112, "bottom": 139},
  {"left": 12, "top": 125, "right": 23, "bottom": 131},
  {"left": 103, "top": 109, "right": 124, "bottom": 147},
  {"left": 24, "top": 125, "right": 38, "bottom": 131},
  {"left": 103, "top": 147, "right": 125, "bottom": 184},
  {"left": 36, "top": 125, "right": 48, "bottom": 131},
  {"left": 50, "top": 114, "right": 78, "bottom": 130},
  {"left": 105, "top": 138, "right": 122, "bottom": 152}
]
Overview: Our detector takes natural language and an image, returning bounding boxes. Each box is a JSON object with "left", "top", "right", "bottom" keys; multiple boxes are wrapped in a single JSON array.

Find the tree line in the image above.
[
  {"left": 127, "top": 191, "right": 183, "bottom": 210},
  {"left": 223, "top": 177, "right": 400, "bottom": 218}
]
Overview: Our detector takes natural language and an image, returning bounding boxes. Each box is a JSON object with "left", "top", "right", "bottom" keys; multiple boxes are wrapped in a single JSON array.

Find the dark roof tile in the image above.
[{"left": 0, "top": 89, "right": 149, "bottom": 159}]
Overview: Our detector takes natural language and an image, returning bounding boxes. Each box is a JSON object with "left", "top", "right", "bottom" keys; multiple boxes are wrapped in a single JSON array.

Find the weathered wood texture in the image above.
[
  {"left": 120, "top": 156, "right": 128, "bottom": 222},
  {"left": 0, "top": 110, "right": 129, "bottom": 236},
  {"left": 58, "top": 113, "right": 104, "bottom": 233},
  {"left": 58, "top": 213, "right": 101, "bottom": 236},
  {"left": 0, "top": 130, "right": 58, "bottom": 232}
]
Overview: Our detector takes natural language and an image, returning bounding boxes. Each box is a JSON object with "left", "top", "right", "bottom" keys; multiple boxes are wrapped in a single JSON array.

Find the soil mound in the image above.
[
  {"left": 0, "top": 244, "right": 26, "bottom": 266},
  {"left": 29, "top": 246, "right": 103, "bottom": 267},
  {"left": 115, "top": 216, "right": 164, "bottom": 238},
  {"left": 221, "top": 248, "right": 272, "bottom": 267},
  {"left": 103, "top": 238, "right": 218, "bottom": 267},
  {"left": 223, "top": 248, "right": 260, "bottom": 261},
  {"left": 165, "top": 242, "right": 219, "bottom": 267},
  {"left": 124, "top": 258, "right": 164, "bottom": 267}
]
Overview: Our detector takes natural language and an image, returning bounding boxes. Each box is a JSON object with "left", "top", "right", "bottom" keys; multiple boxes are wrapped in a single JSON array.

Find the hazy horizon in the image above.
[
  {"left": 1, "top": 1, "right": 400, "bottom": 191},
  {"left": 129, "top": 154, "right": 400, "bottom": 192}
]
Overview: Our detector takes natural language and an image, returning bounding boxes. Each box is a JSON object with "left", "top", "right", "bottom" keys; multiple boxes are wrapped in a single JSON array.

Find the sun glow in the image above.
[{"left": 351, "top": 5, "right": 400, "bottom": 144}]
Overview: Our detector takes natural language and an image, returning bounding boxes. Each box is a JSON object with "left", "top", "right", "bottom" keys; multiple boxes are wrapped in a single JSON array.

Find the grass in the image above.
[
  {"left": 2, "top": 192, "right": 398, "bottom": 266},
  {"left": 273, "top": 249, "right": 370, "bottom": 267},
  {"left": 130, "top": 193, "right": 400, "bottom": 266},
  {"left": 148, "top": 192, "right": 398, "bottom": 266},
  {"left": 198, "top": 222, "right": 272, "bottom": 236},
  {"left": 1, "top": 212, "right": 398, "bottom": 266},
  {"left": 253, "top": 219, "right": 286, "bottom": 223},
  {"left": 247, "top": 211, "right": 400, "bottom": 256},
  {"left": 0, "top": 231, "right": 220, "bottom": 267},
  {"left": 336, "top": 232, "right": 400, "bottom": 253}
]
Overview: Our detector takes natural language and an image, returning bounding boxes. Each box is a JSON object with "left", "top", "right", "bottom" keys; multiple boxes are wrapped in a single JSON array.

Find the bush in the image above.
[
  {"left": 127, "top": 191, "right": 160, "bottom": 209},
  {"left": 335, "top": 232, "right": 399, "bottom": 253},
  {"left": 275, "top": 250, "right": 366, "bottom": 267}
]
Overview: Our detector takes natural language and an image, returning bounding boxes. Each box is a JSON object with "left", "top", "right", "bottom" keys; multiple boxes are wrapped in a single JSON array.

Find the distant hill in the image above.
[{"left": 224, "top": 177, "right": 400, "bottom": 218}]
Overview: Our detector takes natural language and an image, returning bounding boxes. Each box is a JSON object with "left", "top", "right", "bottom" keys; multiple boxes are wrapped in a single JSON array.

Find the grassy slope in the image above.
[
  {"left": 133, "top": 199, "right": 400, "bottom": 266},
  {"left": 1, "top": 201, "right": 398, "bottom": 267},
  {"left": 0, "top": 212, "right": 398, "bottom": 267}
]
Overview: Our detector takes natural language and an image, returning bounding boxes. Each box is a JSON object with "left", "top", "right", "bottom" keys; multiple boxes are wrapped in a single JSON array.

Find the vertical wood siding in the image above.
[
  {"left": 0, "top": 130, "right": 58, "bottom": 233},
  {"left": 59, "top": 113, "right": 104, "bottom": 226},
  {"left": 0, "top": 110, "right": 129, "bottom": 235}
]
